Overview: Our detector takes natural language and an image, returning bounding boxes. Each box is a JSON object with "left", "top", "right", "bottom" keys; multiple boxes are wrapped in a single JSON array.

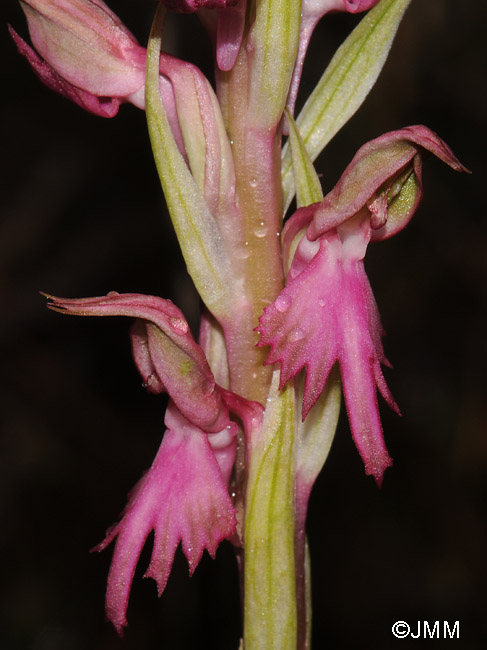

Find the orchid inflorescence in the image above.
[{"left": 11, "top": 0, "right": 466, "bottom": 647}]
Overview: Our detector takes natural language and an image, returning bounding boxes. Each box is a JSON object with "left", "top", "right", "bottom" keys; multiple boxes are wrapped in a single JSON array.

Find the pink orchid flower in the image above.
[
  {"left": 10, "top": 0, "right": 184, "bottom": 149},
  {"left": 46, "top": 291, "right": 263, "bottom": 631},
  {"left": 10, "top": 0, "right": 150, "bottom": 116},
  {"left": 257, "top": 125, "right": 467, "bottom": 484},
  {"left": 95, "top": 400, "right": 238, "bottom": 634}
]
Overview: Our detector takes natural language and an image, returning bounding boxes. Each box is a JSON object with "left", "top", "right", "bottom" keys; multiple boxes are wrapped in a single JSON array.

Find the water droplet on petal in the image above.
[
  {"left": 107, "top": 291, "right": 120, "bottom": 298},
  {"left": 275, "top": 295, "right": 290, "bottom": 312},
  {"left": 169, "top": 317, "right": 188, "bottom": 334},
  {"left": 249, "top": 178, "right": 257, "bottom": 188},
  {"left": 290, "top": 328, "right": 305, "bottom": 342},
  {"left": 319, "top": 298, "right": 326, "bottom": 307}
]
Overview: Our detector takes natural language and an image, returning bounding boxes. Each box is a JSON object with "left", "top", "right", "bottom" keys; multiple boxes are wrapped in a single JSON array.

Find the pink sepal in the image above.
[
  {"left": 11, "top": 1, "right": 187, "bottom": 149},
  {"left": 15, "top": 0, "right": 147, "bottom": 96},
  {"left": 9, "top": 26, "right": 120, "bottom": 117},
  {"left": 46, "top": 292, "right": 228, "bottom": 432},
  {"left": 95, "top": 401, "right": 237, "bottom": 635},
  {"left": 307, "top": 126, "right": 467, "bottom": 241}
]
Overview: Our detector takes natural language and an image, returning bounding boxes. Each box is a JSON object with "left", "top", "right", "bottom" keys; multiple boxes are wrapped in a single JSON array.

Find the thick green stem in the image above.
[{"left": 244, "top": 377, "right": 297, "bottom": 649}]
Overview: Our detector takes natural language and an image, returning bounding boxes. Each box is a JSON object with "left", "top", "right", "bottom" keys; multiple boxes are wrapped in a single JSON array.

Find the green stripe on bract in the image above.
[
  {"left": 248, "top": 0, "right": 301, "bottom": 129},
  {"left": 244, "top": 374, "right": 297, "bottom": 650},
  {"left": 286, "top": 108, "right": 323, "bottom": 209},
  {"left": 282, "top": 0, "right": 411, "bottom": 211},
  {"left": 146, "top": 5, "right": 234, "bottom": 319}
]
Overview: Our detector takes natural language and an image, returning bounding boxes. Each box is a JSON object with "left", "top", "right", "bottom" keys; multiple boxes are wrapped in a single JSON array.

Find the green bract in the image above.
[
  {"left": 244, "top": 374, "right": 297, "bottom": 650},
  {"left": 248, "top": 0, "right": 302, "bottom": 129},
  {"left": 282, "top": 0, "right": 411, "bottom": 210},
  {"left": 286, "top": 109, "right": 323, "bottom": 209},
  {"left": 146, "top": 6, "right": 236, "bottom": 319}
]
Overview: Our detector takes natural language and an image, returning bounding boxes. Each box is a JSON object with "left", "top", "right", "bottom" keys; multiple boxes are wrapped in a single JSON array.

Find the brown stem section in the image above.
[{"left": 217, "top": 38, "right": 284, "bottom": 405}]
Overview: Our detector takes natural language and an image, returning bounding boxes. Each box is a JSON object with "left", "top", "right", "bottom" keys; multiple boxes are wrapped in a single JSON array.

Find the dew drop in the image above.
[
  {"left": 249, "top": 178, "right": 258, "bottom": 188},
  {"left": 107, "top": 291, "right": 120, "bottom": 298},
  {"left": 318, "top": 298, "right": 326, "bottom": 307},
  {"left": 169, "top": 317, "right": 188, "bottom": 334},
  {"left": 275, "top": 295, "right": 290, "bottom": 312},
  {"left": 254, "top": 221, "right": 268, "bottom": 238},
  {"left": 290, "top": 328, "right": 305, "bottom": 342},
  {"left": 237, "top": 241, "right": 251, "bottom": 259}
]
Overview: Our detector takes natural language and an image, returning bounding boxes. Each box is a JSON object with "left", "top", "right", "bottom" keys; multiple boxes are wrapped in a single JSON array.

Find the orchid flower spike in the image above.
[{"left": 257, "top": 126, "right": 467, "bottom": 483}]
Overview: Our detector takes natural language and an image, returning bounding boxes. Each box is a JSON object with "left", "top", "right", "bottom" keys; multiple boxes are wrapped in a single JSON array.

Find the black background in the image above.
[{"left": 2, "top": 1, "right": 485, "bottom": 648}]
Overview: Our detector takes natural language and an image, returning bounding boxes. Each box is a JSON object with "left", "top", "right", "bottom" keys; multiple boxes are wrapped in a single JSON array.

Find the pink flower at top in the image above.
[
  {"left": 257, "top": 126, "right": 467, "bottom": 483},
  {"left": 10, "top": 0, "right": 149, "bottom": 117}
]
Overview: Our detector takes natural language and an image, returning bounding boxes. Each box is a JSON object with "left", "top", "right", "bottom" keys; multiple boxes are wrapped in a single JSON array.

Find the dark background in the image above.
[{"left": 2, "top": 1, "right": 485, "bottom": 648}]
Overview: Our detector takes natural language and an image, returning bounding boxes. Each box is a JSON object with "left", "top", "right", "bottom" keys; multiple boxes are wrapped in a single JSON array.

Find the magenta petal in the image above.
[{"left": 96, "top": 402, "right": 237, "bottom": 634}]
